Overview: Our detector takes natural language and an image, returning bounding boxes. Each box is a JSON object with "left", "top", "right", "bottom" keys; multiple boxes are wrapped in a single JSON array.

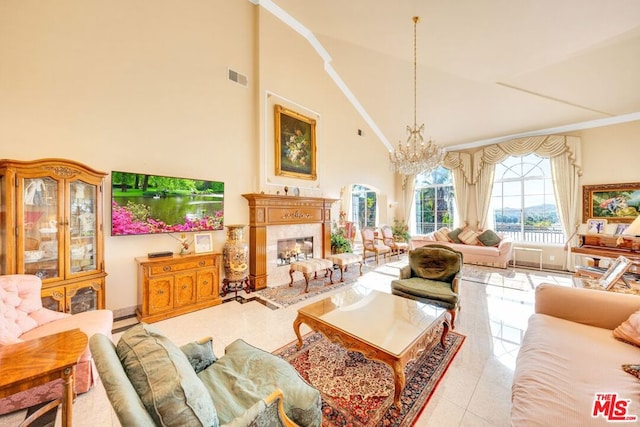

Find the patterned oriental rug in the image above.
[
  {"left": 255, "top": 263, "right": 374, "bottom": 308},
  {"left": 274, "top": 330, "right": 465, "bottom": 426}
]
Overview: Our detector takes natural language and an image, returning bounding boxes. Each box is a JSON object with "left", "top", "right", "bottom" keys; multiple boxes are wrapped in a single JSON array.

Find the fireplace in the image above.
[
  {"left": 242, "top": 193, "right": 338, "bottom": 290},
  {"left": 277, "top": 237, "right": 313, "bottom": 266}
]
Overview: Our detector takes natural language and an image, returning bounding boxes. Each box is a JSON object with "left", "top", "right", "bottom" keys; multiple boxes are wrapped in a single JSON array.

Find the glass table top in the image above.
[{"left": 297, "top": 287, "right": 446, "bottom": 356}]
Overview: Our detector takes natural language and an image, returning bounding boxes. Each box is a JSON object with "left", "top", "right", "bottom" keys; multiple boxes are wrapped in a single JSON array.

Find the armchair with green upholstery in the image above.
[
  {"left": 391, "top": 244, "right": 462, "bottom": 328},
  {"left": 89, "top": 323, "right": 322, "bottom": 427}
]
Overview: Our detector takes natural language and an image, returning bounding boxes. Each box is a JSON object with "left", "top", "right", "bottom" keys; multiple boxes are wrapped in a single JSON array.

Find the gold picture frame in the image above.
[
  {"left": 582, "top": 182, "right": 640, "bottom": 223},
  {"left": 274, "top": 105, "right": 317, "bottom": 180}
]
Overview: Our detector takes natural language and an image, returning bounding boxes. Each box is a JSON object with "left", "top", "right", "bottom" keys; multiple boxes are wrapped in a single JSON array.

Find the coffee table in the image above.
[{"left": 293, "top": 288, "right": 449, "bottom": 408}]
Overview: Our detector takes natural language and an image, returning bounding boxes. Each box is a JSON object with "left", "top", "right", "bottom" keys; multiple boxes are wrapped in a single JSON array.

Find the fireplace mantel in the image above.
[{"left": 242, "top": 193, "right": 338, "bottom": 290}]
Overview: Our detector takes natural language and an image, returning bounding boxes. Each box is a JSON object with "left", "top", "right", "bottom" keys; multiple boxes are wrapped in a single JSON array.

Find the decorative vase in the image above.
[{"left": 223, "top": 224, "right": 249, "bottom": 282}]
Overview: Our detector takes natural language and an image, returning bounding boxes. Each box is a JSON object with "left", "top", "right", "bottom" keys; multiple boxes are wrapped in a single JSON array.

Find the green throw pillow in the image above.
[
  {"left": 181, "top": 337, "right": 217, "bottom": 374},
  {"left": 477, "top": 229, "right": 502, "bottom": 247},
  {"left": 117, "top": 323, "right": 218, "bottom": 427},
  {"left": 448, "top": 228, "right": 464, "bottom": 244}
]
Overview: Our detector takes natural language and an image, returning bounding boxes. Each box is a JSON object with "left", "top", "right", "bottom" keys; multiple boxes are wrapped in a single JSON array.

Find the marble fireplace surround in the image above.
[{"left": 242, "top": 194, "right": 337, "bottom": 290}]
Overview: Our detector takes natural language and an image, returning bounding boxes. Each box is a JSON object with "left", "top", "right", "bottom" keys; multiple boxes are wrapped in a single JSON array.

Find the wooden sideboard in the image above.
[{"left": 135, "top": 252, "right": 222, "bottom": 323}]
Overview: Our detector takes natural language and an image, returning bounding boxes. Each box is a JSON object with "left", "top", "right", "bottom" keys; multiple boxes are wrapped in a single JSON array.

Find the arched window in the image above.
[
  {"left": 351, "top": 185, "right": 377, "bottom": 230},
  {"left": 490, "top": 153, "right": 562, "bottom": 243},
  {"left": 413, "top": 166, "right": 455, "bottom": 234}
]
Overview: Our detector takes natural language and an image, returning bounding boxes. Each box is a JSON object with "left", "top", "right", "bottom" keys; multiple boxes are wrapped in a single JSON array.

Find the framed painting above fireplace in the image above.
[{"left": 274, "top": 104, "right": 317, "bottom": 180}]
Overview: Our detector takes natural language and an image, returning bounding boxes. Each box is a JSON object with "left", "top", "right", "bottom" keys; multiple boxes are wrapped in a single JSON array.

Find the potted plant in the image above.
[
  {"left": 392, "top": 219, "right": 411, "bottom": 242},
  {"left": 331, "top": 229, "right": 353, "bottom": 254}
]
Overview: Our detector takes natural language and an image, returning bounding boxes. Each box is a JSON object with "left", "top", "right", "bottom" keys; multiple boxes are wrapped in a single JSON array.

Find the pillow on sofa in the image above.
[
  {"left": 622, "top": 364, "right": 640, "bottom": 379},
  {"left": 180, "top": 337, "right": 217, "bottom": 374},
  {"left": 613, "top": 309, "right": 640, "bottom": 347},
  {"left": 447, "top": 227, "right": 464, "bottom": 244},
  {"left": 458, "top": 229, "right": 480, "bottom": 245},
  {"left": 433, "top": 227, "right": 451, "bottom": 242},
  {"left": 477, "top": 230, "right": 502, "bottom": 247},
  {"left": 117, "top": 323, "right": 218, "bottom": 427}
]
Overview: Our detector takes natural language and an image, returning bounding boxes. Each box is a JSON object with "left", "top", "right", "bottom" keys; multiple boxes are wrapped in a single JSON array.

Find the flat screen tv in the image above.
[{"left": 111, "top": 171, "right": 224, "bottom": 236}]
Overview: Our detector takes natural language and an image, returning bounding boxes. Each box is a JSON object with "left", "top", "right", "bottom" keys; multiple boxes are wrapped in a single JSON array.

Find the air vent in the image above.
[{"left": 228, "top": 68, "right": 248, "bottom": 87}]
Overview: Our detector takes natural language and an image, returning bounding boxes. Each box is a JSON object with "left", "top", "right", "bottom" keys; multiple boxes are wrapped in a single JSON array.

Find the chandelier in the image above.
[{"left": 389, "top": 16, "right": 445, "bottom": 176}]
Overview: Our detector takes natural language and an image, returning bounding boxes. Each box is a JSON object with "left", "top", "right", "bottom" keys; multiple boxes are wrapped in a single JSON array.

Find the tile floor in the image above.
[{"left": 0, "top": 259, "right": 574, "bottom": 427}]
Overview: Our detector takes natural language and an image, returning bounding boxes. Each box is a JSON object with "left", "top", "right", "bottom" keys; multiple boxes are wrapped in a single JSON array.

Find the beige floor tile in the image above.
[{"left": 0, "top": 263, "right": 569, "bottom": 427}]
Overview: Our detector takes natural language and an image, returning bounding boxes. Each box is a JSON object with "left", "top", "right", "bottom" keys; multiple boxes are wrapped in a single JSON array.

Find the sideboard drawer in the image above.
[{"left": 149, "top": 257, "right": 213, "bottom": 276}]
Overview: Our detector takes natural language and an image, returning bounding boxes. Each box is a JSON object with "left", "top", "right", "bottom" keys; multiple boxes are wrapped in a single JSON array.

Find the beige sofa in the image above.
[
  {"left": 512, "top": 284, "right": 640, "bottom": 426},
  {"left": 411, "top": 232, "right": 513, "bottom": 268}
]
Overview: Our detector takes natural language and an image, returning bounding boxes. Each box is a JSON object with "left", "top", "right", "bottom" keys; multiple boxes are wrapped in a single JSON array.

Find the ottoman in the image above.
[
  {"left": 326, "top": 253, "right": 364, "bottom": 282},
  {"left": 289, "top": 259, "right": 334, "bottom": 292}
]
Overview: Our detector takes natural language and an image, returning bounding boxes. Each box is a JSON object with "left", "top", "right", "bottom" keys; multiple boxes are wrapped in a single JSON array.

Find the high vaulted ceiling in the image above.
[{"left": 268, "top": 0, "right": 640, "bottom": 149}]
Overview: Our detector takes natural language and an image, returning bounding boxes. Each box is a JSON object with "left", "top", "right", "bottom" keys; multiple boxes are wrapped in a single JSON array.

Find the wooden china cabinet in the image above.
[{"left": 0, "top": 158, "right": 107, "bottom": 313}]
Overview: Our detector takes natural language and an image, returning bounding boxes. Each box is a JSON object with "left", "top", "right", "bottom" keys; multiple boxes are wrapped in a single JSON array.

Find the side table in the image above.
[
  {"left": 0, "top": 329, "right": 87, "bottom": 427},
  {"left": 512, "top": 246, "right": 543, "bottom": 270}
]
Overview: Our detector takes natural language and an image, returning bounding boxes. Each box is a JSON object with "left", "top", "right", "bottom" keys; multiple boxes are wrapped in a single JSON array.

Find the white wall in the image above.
[{"left": 0, "top": 1, "right": 396, "bottom": 314}]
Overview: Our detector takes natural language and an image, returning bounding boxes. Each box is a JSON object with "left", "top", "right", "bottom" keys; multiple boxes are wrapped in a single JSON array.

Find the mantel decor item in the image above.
[
  {"left": 222, "top": 224, "right": 249, "bottom": 283},
  {"left": 389, "top": 16, "right": 445, "bottom": 176},
  {"left": 583, "top": 182, "right": 640, "bottom": 223},
  {"left": 274, "top": 105, "right": 317, "bottom": 180}
]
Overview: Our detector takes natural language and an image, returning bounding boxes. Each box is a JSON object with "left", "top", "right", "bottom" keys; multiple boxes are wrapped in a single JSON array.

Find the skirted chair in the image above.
[
  {"left": 380, "top": 224, "right": 410, "bottom": 259},
  {"left": 361, "top": 227, "right": 391, "bottom": 264},
  {"left": 391, "top": 245, "right": 462, "bottom": 328},
  {"left": 90, "top": 323, "right": 322, "bottom": 427},
  {"left": 0, "top": 274, "right": 113, "bottom": 414}
]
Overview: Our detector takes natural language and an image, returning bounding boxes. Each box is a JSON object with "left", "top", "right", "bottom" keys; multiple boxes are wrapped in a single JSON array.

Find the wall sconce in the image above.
[{"left": 389, "top": 201, "right": 398, "bottom": 208}]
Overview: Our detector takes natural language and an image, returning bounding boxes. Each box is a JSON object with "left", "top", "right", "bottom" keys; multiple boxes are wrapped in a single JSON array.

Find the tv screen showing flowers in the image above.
[{"left": 111, "top": 171, "right": 224, "bottom": 236}]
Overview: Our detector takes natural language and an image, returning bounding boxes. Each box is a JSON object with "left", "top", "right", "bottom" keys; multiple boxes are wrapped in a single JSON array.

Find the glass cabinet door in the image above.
[
  {"left": 23, "top": 177, "right": 61, "bottom": 280},
  {"left": 68, "top": 180, "right": 98, "bottom": 274}
]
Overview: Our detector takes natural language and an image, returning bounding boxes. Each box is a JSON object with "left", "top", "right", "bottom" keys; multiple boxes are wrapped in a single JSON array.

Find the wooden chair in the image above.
[
  {"left": 380, "top": 225, "right": 410, "bottom": 259},
  {"left": 361, "top": 227, "right": 391, "bottom": 264},
  {"left": 343, "top": 221, "right": 356, "bottom": 245}
]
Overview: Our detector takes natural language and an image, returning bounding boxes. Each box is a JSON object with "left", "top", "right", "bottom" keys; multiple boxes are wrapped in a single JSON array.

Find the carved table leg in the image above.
[
  {"left": 303, "top": 273, "right": 310, "bottom": 292},
  {"left": 327, "top": 268, "right": 334, "bottom": 284},
  {"left": 61, "top": 366, "right": 74, "bottom": 427},
  {"left": 392, "top": 361, "right": 405, "bottom": 410},
  {"left": 293, "top": 315, "right": 305, "bottom": 349},
  {"left": 289, "top": 269, "right": 295, "bottom": 287},
  {"left": 441, "top": 319, "right": 450, "bottom": 347}
]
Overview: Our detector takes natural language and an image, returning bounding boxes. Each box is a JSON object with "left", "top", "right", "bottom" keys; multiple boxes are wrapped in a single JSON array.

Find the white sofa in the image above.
[
  {"left": 411, "top": 232, "right": 513, "bottom": 268},
  {"left": 512, "top": 284, "right": 640, "bottom": 426}
]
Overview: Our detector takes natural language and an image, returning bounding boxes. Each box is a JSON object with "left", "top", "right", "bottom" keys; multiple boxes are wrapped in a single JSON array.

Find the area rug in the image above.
[
  {"left": 274, "top": 330, "right": 465, "bottom": 426},
  {"left": 255, "top": 264, "right": 373, "bottom": 308},
  {"left": 460, "top": 264, "right": 572, "bottom": 291}
]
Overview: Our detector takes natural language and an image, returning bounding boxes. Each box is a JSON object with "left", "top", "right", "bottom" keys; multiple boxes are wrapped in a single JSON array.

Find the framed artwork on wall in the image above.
[
  {"left": 274, "top": 104, "right": 317, "bottom": 180},
  {"left": 582, "top": 182, "right": 640, "bottom": 223}
]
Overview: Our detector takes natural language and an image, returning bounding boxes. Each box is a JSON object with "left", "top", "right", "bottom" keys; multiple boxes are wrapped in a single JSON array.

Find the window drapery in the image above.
[{"left": 440, "top": 135, "right": 582, "bottom": 269}]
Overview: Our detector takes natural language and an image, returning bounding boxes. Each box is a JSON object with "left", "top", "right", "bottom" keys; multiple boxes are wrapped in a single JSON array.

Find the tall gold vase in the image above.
[{"left": 222, "top": 224, "right": 249, "bottom": 282}]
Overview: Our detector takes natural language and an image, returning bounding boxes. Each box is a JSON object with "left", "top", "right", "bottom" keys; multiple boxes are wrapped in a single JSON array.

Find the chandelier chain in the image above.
[{"left": 389, "top": 15, "right": 445, "bottom": 176}]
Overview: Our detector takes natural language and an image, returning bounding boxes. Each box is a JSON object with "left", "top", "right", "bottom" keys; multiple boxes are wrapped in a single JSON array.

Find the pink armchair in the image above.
[{"left": 0, "top": 274, "right": 113, "bottom": 415}]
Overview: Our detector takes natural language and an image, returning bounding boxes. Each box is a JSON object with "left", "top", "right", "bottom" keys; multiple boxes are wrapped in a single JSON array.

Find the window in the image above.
[
  {"left": 351, "top": 185, "right": 377, "bottom": 230},
  {"left": 490, "top": 154, "right": 562, "bottom": 243},
  {"left": 413, "top": 166, "right": 455, "bottom": 234}
]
